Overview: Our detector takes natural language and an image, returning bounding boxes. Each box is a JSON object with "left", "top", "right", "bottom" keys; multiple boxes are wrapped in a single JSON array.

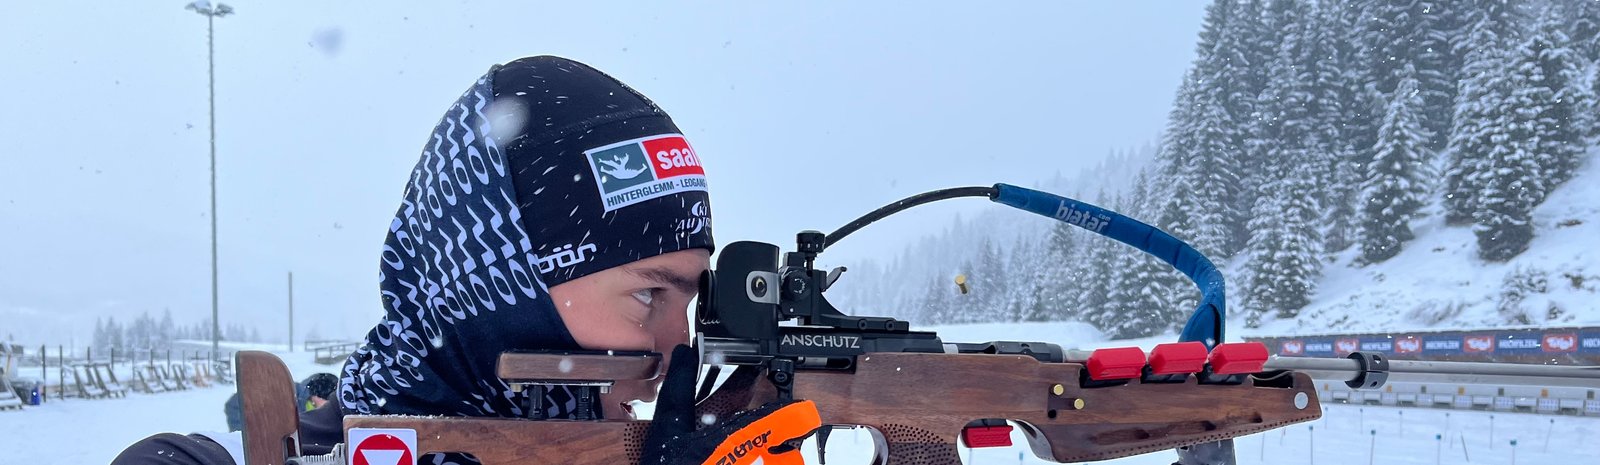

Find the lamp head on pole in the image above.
[{"left": 185, "top": 1, "right": 234, "bottom": 17}]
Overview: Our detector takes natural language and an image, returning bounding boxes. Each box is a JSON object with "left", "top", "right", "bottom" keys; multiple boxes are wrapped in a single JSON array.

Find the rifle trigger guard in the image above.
[{"left": 1344, "top": 351, "right": 1390, "bottom": 390}]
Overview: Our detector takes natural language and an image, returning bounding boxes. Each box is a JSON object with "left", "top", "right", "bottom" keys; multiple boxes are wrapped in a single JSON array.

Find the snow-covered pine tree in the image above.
[
  {"left": 1473, "top": 24, "right": 1565, "bottom": 262},
  {"left": 1496, "top": 265, "right": 1547, "bottom": 325},
  {"left": 1097, "top": 187, "right": 1174, "bottom": 339},
  {"left": 1312, "top": 0, "right": 1366, "bottom": 252},
  {"left": 1445, "top": 0, "right": 1524, "bottom": 224},
  {"left": 1025, "top": 222, "right": 1081, "bottom": 322},
  {"left": 1188, "top": 0, "right": 1253, "bottom": 259},
  {"left": 129, "top": 311, "right": 153, "bottom": 350},
  {"left": 1122, "top": 172, "right": 1187, "bottom": 337},
  {"left": 1551, "top": 0, "right": 1600, "bottom": 63},
  {"left": 1592, "top": 62, "right": 1600, "bottom": 141},
  {"left": 1241, "top": 0, "right": 1291, "bottom": 227},
  {"left": 107, "top": 317, "right": 124, "bottom": 350},
  {"left": 1150, "top": 73, "right": 1212, "bottom": 314},
  {"left": 1358, "top": 0, "right": 1459, "bottom": 152},
  {"left": 1521, "top": 13, "right": 1593, "bottom": 187},
  {"left": 1242, "top": 0, "right": 1324, "bottom": 327},
  {"left": 972, "top": 237, "right": 1009, "bottom": 322},
  {"left": 1185, "top": 93, "right": 1244, "bottom": 261},
  {"left": 1003, "top": 236, "right": 1037, "bottom": 322},
  {"left": 1153, "top": 73, "right": 1201, "bottom": 240},
  {"left": 93, "top": 317, "right": 107, "bottom": 351},
  {"left": 1076, "top": 191, "right": 1117, "bottom": 332},
  {"left": 1359, "top": 71, "right": 1431, "bottom": 264},
  {"left": 158, "top": 309, "right": 175, "bottom": 349},
  {"left": 1241, "top": 185, "right": 1284, "bottom": 328},
  {"left": 1241, "top": 163, "right": 1325, "bottom": 326}
]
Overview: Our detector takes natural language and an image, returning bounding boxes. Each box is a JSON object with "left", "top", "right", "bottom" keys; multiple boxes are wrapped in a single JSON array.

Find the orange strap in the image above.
[{"left": 700, "top": 401, "right": 822, "bottom": 465}]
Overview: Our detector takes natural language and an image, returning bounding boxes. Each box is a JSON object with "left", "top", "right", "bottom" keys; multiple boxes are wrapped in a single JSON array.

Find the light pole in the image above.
[{"left": 186, "top": 1, "right": 233, "bottom": 357}]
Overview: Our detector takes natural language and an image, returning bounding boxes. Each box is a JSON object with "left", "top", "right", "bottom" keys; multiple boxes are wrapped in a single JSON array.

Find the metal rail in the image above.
[{"left": 1265, "top": 356, "right": 1600, "bottom": 388}]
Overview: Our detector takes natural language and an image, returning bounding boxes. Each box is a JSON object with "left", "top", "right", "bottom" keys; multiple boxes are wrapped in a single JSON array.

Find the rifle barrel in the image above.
[{"left": 1264, "top": 357, "right": 1600, "bottom": 388}]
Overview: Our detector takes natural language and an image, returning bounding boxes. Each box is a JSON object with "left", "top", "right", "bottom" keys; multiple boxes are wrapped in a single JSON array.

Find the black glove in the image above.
[{"left": 640, "top": 345, "right": 821, "bottom": 465}]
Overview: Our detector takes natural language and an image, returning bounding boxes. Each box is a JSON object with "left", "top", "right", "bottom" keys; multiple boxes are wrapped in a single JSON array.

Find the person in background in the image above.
[{"left": 222, "top": 372, "right": 340, "bottom": 432}]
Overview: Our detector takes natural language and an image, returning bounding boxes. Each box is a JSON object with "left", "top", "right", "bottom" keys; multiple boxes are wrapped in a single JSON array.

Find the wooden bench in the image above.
[
  {"left": 88, "top": 363, "right": 129, "bottom": 398},
  {"left": 187, "top": 360, "right": 214, "bottom": 388},
  {"left": 171, "top": 363, "right": 204, "bottom": 389},
  {"left": 132, "top": 366, "right": 165, "bottom": 394},
  {"left": 65, "top": 365, "right": 107, "bottom": 399},
  {"left": 161, "top": 364, "right": 190, "bottom": 391},
  {"left": 213, "top": 360, "right": 235, "bottom": 384},
  {"left": 0, "top": 345, "right": 23, "bottom": 409},
  {"left": 148, "top": 365, "right": 182, "bottom": 392},
  {"left": 0, "top": 372, "right": 24, "bottom": 410}
]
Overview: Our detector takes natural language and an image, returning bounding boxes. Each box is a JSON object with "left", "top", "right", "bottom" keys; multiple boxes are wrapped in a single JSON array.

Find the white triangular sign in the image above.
[{"left": 360, "top": 450, "right": 405, "bottom": 465}]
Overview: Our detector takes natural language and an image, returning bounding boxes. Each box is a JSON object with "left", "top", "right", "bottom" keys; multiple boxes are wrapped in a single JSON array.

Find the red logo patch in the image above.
[
  {"left": 1334, "top": 338, "right": 1359, "bottom": 355},
  {"left": 643, "top": 136, "right": 704, "bottom": 179},
  {"left": 1544, "top": 333, "right": 1578, "bottom": 353},
  {"left": 1394, "top": 336, "right": 1421, "bottom": 354},
  {"left": 1279, "top": 340, "right": 1304, "bottom": 355},
  {"left": 1464, "top": 335, "right": 1495, "bottom": 353}
]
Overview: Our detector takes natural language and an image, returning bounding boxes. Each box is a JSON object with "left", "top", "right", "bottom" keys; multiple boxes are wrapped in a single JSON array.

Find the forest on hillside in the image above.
[{"left": 830, "top": 0, "right": 1600, "bottom": 339}]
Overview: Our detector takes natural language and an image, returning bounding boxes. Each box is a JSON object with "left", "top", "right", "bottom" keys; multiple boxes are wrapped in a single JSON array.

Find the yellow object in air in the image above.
[{"left": 954, "top": 274, "right": 969, "bottom": 294}]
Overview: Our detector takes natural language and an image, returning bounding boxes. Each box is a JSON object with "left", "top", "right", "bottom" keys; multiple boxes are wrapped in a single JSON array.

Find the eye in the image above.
[{"left": 631, "top": 289, "right": 656, "bottom": 306}]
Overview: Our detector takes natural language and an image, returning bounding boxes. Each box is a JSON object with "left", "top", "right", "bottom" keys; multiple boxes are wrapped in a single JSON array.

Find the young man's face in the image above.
[{"left": 548, "top": 248, "right": 711, "bottom": 417}]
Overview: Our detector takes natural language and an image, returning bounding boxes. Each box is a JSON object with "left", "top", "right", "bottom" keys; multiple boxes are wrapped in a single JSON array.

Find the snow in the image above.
[
  {"left": 7, "top": 384, "right": 236, "bottom": 463},
  {"left": 794, "top": 400, "right": 1600, "bottom": 464},
  {"left": 7, "top": 327, "right": 1600, "bottom": 464},
  {"left": 1, "top": 348, "right": 341, "bottom": 464},
  {"left": 1243, "top": 149, "right": 1600, "bottom": 337}
]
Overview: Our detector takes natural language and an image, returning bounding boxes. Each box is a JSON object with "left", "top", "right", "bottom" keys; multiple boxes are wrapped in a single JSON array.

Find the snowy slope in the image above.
[{"left": 1243, "top": 150, "right": 1600, "bottom": 337}]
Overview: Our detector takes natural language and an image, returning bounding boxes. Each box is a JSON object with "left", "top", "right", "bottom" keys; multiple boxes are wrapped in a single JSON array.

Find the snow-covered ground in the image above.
[
  {"left": 8, "top": 327, "right": 1600, "bottom": 464},
  {"left": 804, "top": 403, "right": 1600, "bottom": 464},
  {"left": 10, "top": 371, "right": 1599, "bottom": 464},
  {"left": 1, "top": 344, "right": 340, "bottom": 464},
  {"left": 1244, "top": 149, "right": 1600, "bottom": 337}
]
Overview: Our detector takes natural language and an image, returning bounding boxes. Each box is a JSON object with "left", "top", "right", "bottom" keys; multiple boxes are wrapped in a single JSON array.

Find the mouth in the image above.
[{"left": 620, "top": 402, "right": 635, "bottom": 417}]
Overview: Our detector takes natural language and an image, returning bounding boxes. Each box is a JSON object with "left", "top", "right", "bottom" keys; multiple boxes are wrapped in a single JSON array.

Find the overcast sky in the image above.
[{"left": 0, "top": 1, "right": 1206, "bottom": 347}]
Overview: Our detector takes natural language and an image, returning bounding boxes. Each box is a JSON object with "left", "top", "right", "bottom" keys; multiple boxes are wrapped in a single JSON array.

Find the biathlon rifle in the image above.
[{"left": 240, "top": 184, "right": 1329, "bottom": 465}]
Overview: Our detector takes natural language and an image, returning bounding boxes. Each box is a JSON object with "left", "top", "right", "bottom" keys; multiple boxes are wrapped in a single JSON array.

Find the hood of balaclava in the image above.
[{"left": 338, "top": 56, "right": 714, "bottom": 418}]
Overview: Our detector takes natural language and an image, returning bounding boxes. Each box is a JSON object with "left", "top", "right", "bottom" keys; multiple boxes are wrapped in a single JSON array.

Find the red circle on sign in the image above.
[{"left": 353, "top": 434, "right": 415, "bottom": 465}]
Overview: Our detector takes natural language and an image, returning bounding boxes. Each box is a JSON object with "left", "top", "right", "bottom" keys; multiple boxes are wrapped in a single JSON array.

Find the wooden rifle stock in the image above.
[
  {"left": 237, "top": 351, "right": 302, "bottom": 465},
  {"left": 241, "top": 350, "right": 1320, "bottom": 465}
]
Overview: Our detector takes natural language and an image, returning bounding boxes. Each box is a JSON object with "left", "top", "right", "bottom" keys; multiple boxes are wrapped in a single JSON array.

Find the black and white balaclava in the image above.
[{"left": 338, "top": 56, "right": 714, "bottom": 420}]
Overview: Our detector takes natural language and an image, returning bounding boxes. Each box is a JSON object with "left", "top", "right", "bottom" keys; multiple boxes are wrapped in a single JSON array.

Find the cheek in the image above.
[
  {"left": 649, "top": 299, "right": 692, "bottom": 351},
  {"left": 552, "top": 292, "right": 654, "bottom": 351}
]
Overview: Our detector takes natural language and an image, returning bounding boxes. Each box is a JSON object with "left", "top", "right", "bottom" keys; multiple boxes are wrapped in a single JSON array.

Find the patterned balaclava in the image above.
[{"left": 338, "top": 56, "right": 714, "bottom": 420}]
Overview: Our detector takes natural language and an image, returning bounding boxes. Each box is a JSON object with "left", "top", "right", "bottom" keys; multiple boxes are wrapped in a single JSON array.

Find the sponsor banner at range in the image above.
[{"left": 1248, "top": 327, "right": 1600, "bottom": 363}]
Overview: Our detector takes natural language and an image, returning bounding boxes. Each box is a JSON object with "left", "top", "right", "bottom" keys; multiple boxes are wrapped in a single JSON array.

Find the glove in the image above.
[{"left": 640, "top": 345, "right": 822, "bottom": 465}]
